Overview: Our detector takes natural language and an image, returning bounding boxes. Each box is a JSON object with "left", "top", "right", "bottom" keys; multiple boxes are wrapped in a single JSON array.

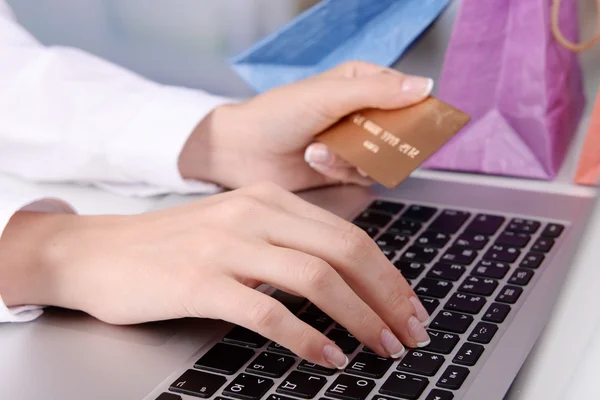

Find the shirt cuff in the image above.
[
  {"left": 104, "top": 85, "right": 234, "bottom": 197},
  {"left": 0, "top": 195, "right": 76, "bottom": 323}
]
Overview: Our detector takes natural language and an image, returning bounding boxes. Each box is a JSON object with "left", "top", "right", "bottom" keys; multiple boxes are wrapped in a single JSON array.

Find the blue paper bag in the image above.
[{"left": 230, "top": 0, "right": 450, "bottom": 93}]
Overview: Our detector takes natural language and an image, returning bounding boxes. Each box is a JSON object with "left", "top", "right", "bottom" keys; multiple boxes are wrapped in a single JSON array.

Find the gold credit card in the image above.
[{"left": 315, "top": 96, "right": 471, "bottom": 188}]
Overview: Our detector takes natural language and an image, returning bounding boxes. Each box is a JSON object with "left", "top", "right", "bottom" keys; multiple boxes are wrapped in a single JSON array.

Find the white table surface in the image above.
[{"left": 1, "top": 1, "right": 600, "bottom": 398}]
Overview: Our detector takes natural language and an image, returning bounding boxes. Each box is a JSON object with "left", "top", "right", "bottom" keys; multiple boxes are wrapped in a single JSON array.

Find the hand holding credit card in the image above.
[{"left": 315, "top": 97, "right": 471, "bottom": 188}]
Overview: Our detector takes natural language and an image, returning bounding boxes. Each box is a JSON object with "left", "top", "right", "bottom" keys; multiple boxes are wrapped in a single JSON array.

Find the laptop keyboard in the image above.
[{"left": 156, "top": 199, "right": 566, "bottom": 400}]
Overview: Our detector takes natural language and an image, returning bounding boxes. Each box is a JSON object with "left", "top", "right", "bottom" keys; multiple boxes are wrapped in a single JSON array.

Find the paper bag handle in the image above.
[{"left": 552, "top": 0, "right": 600, "bottom": 52}]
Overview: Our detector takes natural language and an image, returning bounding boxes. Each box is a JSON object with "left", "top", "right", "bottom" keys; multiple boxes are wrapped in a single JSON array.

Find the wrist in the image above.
[
  {"left": 178, "top": 103, "right": 248, "bottom": 188},
  {"left": 0, "top": 211, "right": 77, "bottom": 308}
]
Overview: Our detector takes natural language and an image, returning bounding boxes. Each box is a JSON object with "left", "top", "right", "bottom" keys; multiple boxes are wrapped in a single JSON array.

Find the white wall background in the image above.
[{"left": 7, "top": 0, "right": 316, "bottom": 97}]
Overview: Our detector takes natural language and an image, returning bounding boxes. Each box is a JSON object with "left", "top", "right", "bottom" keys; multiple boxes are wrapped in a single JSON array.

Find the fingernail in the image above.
[
  {"left": 401, "top": 76, "right": 434, "bottom": 98},
  {"left": 380, "top": 329, "right": 405, "bottom": 358},
  {"left": 409, "top": 297, "right": 430, "bottom": 326},
  {"left": 305, "top": 145, "right": 332, "bottom": 165},
  {"left": 408, "top": 316, "right": 431, "bottom": 347},
  {"left": 357, "top": 168, "right": 369, "bottom": 178},
  {"left": 323, "top": 344, "right": 349, "bottom": 369}
]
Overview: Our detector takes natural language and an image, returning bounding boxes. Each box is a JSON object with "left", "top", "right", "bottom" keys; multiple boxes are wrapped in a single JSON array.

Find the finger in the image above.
[
  {"left": 239, "top": 245, "right": 406, "bottom": 359},
  {"left": 255, "top": 211, "right": 431, "bottom": 349},
  {"left": 209, "top": 279, "right": 350, "bottom": 369},
  {"left": 308, "top": 163, "right": 376, "bottom": 187},
  {"left": 304, "top": 143, "right": 354, "bottom": 168}
]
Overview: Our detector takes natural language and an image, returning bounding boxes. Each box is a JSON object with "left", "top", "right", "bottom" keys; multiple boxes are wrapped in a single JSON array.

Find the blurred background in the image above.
[{"left": 7, "top": 0, "right": 320, "bottom": 97}]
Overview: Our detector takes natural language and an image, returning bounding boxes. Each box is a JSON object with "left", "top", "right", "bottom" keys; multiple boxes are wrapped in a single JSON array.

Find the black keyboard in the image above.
[{"left": 156, "top": 200, "right": 566, "bottom": 400}]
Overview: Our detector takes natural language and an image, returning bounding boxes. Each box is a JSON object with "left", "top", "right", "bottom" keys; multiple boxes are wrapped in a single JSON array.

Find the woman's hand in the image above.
[
  {"left": 1, "top": 183, "right": 430, "bottom": 369},
  {"left": 179, "top": 61, "right": 434, "bottom": 191}
]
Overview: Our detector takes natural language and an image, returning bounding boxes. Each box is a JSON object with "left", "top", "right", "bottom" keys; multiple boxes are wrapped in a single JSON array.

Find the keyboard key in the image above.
[
  {"left": 468, "top": 322, "right": 498, "bottom": 344},
  {"left": 542, "top": 223, "right": 565, "bottom": 238},
  {"left": 436, "top": 365, "right": 470, "bottom": 390},
  {"left": 425, "top": 389, "right": 455, "bottom": 400},
  {"left": 482, "top": 303, "right": 511, "bottom": 323},
  {"left": 509, "top": 269, "right": 534, "bottom": 286},
  {"left": 445, "top": 293, "right": 486, "bottom": 314},
  {"left": 395, "top": 261, "right": 426, "bottom": 280},
  {"left": 246, "top": 352, "right": 295, "bottom": 378},
  {"left": 224, "top": 327, "right": 268, "bottom": 349},
  {"left": 454, "top": 232, "right": 488, "bottom": 250},
  {"left": 520, "top": 252, "right": 545, "bottom": 269},
  {"left": 327, "top": 329, "right": 360, "bottom": 354},
  {"left": 401, "top": 246, "right": 438, "bottom": 263},
  {"left": 459, "top": 276, "right": 499, "bottom": 296},
  {"left": 398, "top": 350, "right": 445, "bottom": 376},
  {"left": 472, "top": 260, "right": 510, "bottom": 279},
  {"left": 268, "top": 342, "right": 295, "bottom": 356},
  {"left": 367, "top": 200, "right": 404, "bottom": 215},
  {"left": 416, "top": 231, "right": 451, "bottom": 248},
  {"left": 345, "top": 353, "right": 393, "bottom": 379},
  {"left": 430, "top": 311, "right": 473, "bottom": 333},
  {"left": 224, "top": 374, "right": 274, "bottom": 400},
  {"left": 427, "top": 263, "right": 466, "bottom": 282},
  {"left": 353, "top": 211, "right": 393, "bottom": 228},
  {"left": 496, "top": 231, "right": 531, "bottom": 248},
  {"left": 297, "top": 360, "right": 337, "bottom": 376},
  {"left": 156, "top": 393, "right": 182, "bottom": 400},
  {"left": 507, "top": 218, "right": 541, "bottom": 234},
  {"left": 271, "top": 291, "right": 307, "bottom": 314},
  {"left": 453, "top": 342, "right": 484, "bottom": 366},
  {"left": 277, "top": 371, "right": 327, "bottom": 399},
  {"left": 266, "top": 396, "right": 296, "bottom": 400},
  {"left": 484, "top": 244, "right": 520, "bottom": 263},
  {"left": 305, "top": 304, "right": 327, "bottom": 316},
  {"left": 376, "top": 233, "right": 409, "bottom": 250},
  {"left": 326, "top": 375, "right": 376, "bottom": 400},
  {"left": 441, "top": 247, "right": 478, "bottom": 265},
  {"left": 496, "top": 286, "right": 523, "bottom": 304},
  {"left": 429, "top": 210, "right": 471, "bottom": 234},
  {"left": 418, "top": 297, "right": 440, "bottom": 315},
  {"left": 414, "top": 279, "right": 453, "bottom": 299},
  {"left": 423, "top": 331, "right": 460, "bottom": 354},
  {"left": 402, "top": 205, "right": 438, "bottom": 222},
  {"left": 380, "top": 372, "right": 429, "bottom": 400},
  {"left": 465, "top": 214, "right": 505, "bottom": 235},
  {"left": 355, "top": 223, "right": 380, "bottom": 238},
  {"left": 299, "top": 313, "right": 332, "bottom": 332},
  {"left": 388, "top": 219, "right": 422, "bottom": 236},
  {"left": 380, "top": 248, "right": 397, "bottom": 260},
  {"left": 170, "top": 369, "right": 227, "bottom": 398},
  {"left": 195, "top": 343, "right": 255, "bottom": 375},
  {"left": 531, "top": 237, "right": 555, "bottom": 253}
]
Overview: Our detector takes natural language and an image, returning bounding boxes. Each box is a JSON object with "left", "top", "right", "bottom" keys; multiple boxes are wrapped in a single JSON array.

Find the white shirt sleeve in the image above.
[
  {"left": 0, "top": 194, "right": 76, "bottom": 323},
  {"left": 0, "top": 1, "right": 233, "bottom": 197}
]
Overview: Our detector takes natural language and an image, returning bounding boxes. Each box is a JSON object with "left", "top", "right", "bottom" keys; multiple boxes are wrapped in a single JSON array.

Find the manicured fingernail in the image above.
[
  {"left": 358, "top": 168, "right": 369, "bottom": 178},
  {"left": 305, "top": 145, "right": 332, "bottom": 165},
  {"left": 409, "top": 297, "right": 430, "bottom": 325},
  {"left": 402, "top": 76, "right": 434, "bottom": 98},
  {"left": 408, "top": 316, "right": 430, "bottom": 347},
  {"left": 380, "top": 329, "right": 405, "bottom": 358},
  {"left": 323, "top": 344, "right": 349, "bottom": 369}
]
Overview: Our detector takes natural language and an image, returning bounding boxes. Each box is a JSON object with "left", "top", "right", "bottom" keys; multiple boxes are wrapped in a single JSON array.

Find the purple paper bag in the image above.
[{"left": 422, "top": 0, "right": 586, "bottom": 179}]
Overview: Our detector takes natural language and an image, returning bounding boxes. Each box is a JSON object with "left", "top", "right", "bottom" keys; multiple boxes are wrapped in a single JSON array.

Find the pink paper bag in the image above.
[{"left": 422, "top": 0, "right": 586, "bottom": 179}]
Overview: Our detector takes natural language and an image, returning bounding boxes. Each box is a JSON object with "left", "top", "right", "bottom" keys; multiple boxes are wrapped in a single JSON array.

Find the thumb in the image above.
[{"left": 302, "top": 71, "right": 435, "bottom": 122}]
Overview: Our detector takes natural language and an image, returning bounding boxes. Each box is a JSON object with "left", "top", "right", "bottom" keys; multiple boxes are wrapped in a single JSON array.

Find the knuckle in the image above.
[
  {"left": 249, "top": 181, "right": 284, "bottom": 197},
  {"left": 248, "top": 299, "right": 284, "bottom": 331},
  {"left": 218, "top": 195, "right": 264, "bottom": 219},
  {"left": 301, "top": 257, "right": 335, "bottom": 292},
  {"left": 294, "top": 326, "right": 323, "bottom": 360},
  {"left": 340, "top": 225, "right": 372, "bottom": 263},
  {"left": 385, "top": 283, "right": 412, "bottom": 317}
]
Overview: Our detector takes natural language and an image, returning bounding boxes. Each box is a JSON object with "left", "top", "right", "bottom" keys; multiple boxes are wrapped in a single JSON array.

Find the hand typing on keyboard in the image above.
[{"left": 2, "top": 183, "right": 430, "bottom": 370}]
